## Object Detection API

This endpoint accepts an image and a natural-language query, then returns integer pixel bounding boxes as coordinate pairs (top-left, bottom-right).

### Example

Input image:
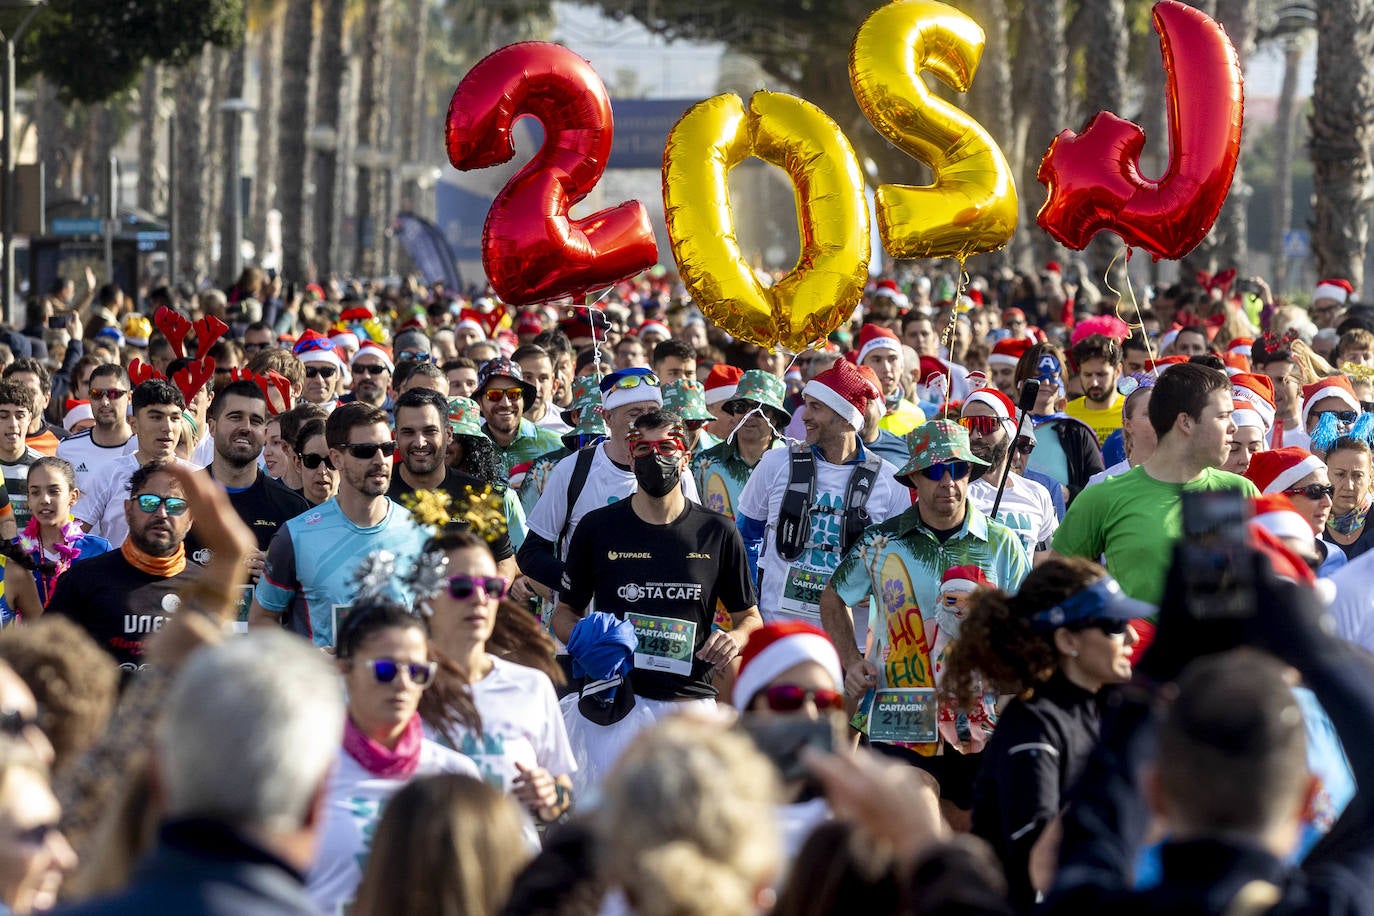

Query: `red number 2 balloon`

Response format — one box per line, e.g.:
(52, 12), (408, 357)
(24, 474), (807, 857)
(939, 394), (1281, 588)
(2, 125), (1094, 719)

(1036, 0), (1243, 260)
(446, 42), (658, 305)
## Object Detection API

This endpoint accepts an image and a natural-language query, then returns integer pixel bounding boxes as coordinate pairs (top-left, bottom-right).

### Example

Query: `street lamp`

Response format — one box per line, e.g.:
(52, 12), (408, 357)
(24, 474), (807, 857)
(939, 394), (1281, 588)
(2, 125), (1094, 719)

(0, 0), (43, 326)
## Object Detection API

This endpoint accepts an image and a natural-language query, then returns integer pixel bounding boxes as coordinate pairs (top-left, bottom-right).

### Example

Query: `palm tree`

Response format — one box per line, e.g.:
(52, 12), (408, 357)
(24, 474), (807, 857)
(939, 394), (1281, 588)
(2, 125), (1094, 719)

(959, 0), (1016, 273)
(1013, 0), (1067, 268)
(313, 0), (346, 278)
(278, 0), (315, 281)
(174, 46), (216, 283)
(1310, 0), (1374, 290)
(251, 8), (284, 263)
(1270, 26), (1309, 292)
(1072, 0), (1128, 282)
(137, 64), (164, 217)
(352, 0), (394, 277)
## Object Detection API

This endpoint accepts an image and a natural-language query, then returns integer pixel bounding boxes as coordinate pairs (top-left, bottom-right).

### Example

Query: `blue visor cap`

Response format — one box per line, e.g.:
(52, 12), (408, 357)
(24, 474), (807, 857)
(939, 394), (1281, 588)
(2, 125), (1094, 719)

(1027, 576), (1156, 631)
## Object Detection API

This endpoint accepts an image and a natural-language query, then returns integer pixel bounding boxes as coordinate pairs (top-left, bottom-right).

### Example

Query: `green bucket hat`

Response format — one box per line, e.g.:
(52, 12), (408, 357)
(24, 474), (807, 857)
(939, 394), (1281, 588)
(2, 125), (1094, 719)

(894, 419), (988, 485)
(662, 378), (714, 423)
(562, 404), (608, 448)
(560, 374), (603, 425)
(448, 396), (486, 438)
(722, 369), (790, 428)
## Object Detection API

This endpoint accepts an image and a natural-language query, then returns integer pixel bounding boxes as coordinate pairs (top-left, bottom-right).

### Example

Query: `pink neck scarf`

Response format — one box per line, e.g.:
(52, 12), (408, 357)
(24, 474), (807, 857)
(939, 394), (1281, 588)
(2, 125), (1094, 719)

(342, 712), (423, 779)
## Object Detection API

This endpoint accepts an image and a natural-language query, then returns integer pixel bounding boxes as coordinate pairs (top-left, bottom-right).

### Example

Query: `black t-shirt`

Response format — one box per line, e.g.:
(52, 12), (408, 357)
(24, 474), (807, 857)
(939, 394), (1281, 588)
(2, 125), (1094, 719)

(47, 549), (202, 676)
(185, 470), (312, 565)
(387, 468), (515, 562)
(559, 498), (757, 701)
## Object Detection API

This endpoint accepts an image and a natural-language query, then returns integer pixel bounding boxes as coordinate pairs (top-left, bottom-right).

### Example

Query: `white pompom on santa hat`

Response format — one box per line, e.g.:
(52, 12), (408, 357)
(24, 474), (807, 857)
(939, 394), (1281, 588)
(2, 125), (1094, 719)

(1243, 446), (1326, 495)
(732, 621), (843, 710)
(802, 359), (881, 431)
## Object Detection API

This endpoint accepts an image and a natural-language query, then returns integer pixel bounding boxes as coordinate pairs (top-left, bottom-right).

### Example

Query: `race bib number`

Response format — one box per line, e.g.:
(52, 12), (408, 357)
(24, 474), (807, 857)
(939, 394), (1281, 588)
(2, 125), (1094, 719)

(628, 613), (696, 676)
(778, 563), (828, 620)
(231, 586), (253, 634)
(866, 688), (938, 744)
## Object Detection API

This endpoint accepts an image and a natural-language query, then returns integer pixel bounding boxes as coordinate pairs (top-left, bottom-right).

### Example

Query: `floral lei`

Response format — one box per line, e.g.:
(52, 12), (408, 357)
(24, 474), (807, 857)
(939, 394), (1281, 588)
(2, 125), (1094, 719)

(18, 516), (84, 577)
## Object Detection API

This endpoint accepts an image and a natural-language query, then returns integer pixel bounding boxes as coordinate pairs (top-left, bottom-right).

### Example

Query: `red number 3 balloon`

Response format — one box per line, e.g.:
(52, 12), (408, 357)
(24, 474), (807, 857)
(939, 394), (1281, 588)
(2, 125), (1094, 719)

(1036, 0), (1243, 260)
(446, 42), (658, 305)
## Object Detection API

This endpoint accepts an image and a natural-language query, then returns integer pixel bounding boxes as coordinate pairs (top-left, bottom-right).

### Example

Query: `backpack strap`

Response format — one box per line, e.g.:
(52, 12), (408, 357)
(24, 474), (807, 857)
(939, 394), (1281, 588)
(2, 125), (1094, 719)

(839, 452), (883, 554)
(556, 445), (599, 559)
(774, 446), (816, 562)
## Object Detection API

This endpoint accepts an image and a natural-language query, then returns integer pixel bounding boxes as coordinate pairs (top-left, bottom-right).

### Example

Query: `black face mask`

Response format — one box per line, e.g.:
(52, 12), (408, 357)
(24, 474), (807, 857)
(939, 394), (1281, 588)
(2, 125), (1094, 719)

(633, 452), (681, 498)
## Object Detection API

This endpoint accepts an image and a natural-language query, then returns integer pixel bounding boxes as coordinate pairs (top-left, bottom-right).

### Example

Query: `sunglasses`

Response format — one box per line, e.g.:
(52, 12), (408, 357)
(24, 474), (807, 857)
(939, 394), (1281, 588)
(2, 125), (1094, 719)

(0, 709), (38, 737)
(242, 341), (271, 353)
(483, 387), (524, 403)
(305, 365), (337, 379)
(446, 574), (508, 601)
(134, 494), (190, 517)
(611, 372), (660, 390)
(397, 350), (431, 363)
(630, 437), (685, 459)
(761, 685), (845, 713)
(366, 658), (438, 688)
(959, 415), (1005, 436)
(918, 461), (971, 482)
(1285, 483), (1335, 500)
(1076, 618), (1132, 637)
(1317, 410), (1359, 425)
(299, 452), (334, 470)
(334, 441), (397, 460)
(354, 363), (390, 376)
(89, 388), (127, 401)
(1013, 436), (1035, 455)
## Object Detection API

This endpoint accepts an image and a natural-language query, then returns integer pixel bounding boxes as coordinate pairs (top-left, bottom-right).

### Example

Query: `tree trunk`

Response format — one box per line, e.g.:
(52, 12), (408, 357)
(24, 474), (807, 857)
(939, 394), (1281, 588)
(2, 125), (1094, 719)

(278, 0), (315, 282)
(137, 64), (164, 215)
(174, 46), (216, 284)
(218, 18), (249, 285)
(960, 0), (1016, 275)
(395, 0), (428, 215)
(1073, 0), (1128, 286)
(1271, 35), (1305, 294)
(313, 0), (345, 279)
(352, 0), (394, 278)
(1311, 0), (1374, 291)
(251, 11), (283, 266)
(1012, 0), (1067, 269)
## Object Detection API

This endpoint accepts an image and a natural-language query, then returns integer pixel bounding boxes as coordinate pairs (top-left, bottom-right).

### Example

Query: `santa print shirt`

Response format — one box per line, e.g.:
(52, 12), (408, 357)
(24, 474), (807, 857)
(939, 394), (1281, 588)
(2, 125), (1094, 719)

(46, 549), (200, 674)
(559, 498), (757, 701)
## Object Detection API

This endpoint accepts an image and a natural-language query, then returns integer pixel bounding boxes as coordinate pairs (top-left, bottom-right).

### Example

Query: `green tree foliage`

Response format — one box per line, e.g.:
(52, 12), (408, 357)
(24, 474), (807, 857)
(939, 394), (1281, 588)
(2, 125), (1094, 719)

(15, 0), (244, 105)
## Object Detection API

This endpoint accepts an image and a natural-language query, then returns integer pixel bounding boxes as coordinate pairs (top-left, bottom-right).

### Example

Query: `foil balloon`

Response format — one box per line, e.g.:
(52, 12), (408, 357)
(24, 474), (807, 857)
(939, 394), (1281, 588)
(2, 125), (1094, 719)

(1036, 0), (1243, 260)
(663, 91), (869, 352)
(849, 0), (1018, 261)
(446, 42), (658, 305)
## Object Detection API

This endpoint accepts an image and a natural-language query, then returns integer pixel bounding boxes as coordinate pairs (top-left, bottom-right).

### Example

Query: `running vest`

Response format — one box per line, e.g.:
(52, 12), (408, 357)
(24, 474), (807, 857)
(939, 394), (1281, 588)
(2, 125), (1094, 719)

(775, 446), (882, 562)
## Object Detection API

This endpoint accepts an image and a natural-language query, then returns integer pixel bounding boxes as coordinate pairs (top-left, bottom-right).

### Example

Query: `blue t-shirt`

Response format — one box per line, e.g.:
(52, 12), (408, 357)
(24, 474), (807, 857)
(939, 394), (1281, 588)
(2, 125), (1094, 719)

(255, 499), (428, 646)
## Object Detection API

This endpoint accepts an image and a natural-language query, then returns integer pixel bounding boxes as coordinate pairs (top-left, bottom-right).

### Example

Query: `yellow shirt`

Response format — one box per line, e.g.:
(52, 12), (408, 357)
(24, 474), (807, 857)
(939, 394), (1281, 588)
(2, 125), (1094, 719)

(1064, 394), (1122, 445)
(878, 398), (926, 437)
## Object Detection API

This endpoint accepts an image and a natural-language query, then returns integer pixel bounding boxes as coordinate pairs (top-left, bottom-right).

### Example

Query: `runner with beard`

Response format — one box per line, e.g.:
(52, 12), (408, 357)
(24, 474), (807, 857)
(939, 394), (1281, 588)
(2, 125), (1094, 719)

(56, 363), (138, 493)
(960, 388), (1057, 558)
(340, 342), (396, 423)
(387, 387), (520, 577)
(1064, 335), (1125, 445)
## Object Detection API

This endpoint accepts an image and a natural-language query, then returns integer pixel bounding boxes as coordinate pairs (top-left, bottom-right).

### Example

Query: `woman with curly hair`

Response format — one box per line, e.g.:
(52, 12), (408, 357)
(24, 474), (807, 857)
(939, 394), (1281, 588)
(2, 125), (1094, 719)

(940, 556), (1143, 910)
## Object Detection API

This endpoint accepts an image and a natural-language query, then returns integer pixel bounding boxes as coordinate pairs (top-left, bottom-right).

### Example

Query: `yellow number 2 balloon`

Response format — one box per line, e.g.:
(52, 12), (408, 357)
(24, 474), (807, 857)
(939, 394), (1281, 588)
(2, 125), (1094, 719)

(662, 90), (870, 352)
(850, 0), (1018, 261)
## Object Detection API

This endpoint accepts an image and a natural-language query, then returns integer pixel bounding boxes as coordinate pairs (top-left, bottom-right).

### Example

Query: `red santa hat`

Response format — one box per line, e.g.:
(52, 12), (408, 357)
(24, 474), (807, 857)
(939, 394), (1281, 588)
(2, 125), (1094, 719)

(1043, 261), (1062, 275)
(1228, 337), (1254, 359)
(856, 323), (903, 365)
(350, 341), (395, 372)
(803, 359), (881, 431)
(454, 316), (485, 339)
(1232, 399), (1265, 431)
(516, 312), (544, 336)
(988, 337), (1032, 368)
(1232, 373), (1276, 431)
(1244, 446), (1326, 495)
(703, 364), (744, 406)
(1250, 493), (1313, 542)
(1222, 353), (1250, 376)
(1300, 375), (1361, 427)
(292, 329), (344, 370)
(329, 328), (360, 352)
(732, 622), (843, 710)
(961, 387), (1016, 421)
(940, 565), (992, 595)
(1313, 278), (1354, 304)
(636, 319), (671, 341)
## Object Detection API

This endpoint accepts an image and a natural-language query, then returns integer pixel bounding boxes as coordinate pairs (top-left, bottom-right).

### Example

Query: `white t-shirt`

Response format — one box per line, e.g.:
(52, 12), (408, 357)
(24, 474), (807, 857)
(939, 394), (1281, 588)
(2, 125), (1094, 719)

(307, 741), (478, 914)
(533, 408), (572, 435)
(191, 433), (215, 467)
(967, 474), (1057, 554)
(427, 656), (578, 848)
(526, 443), (699, 555)
(56, 430), (139, 493)
(736, 446), (909, 625)
(73, 453), (201, 545)
(1328, 550), (1374, 655)
(1085, 458), (1132, 489)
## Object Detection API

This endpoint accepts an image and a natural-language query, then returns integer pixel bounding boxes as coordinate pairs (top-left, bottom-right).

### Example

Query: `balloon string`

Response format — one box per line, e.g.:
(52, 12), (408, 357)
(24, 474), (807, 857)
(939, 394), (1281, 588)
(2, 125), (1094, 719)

(726, 347), (808, 450)
(1104, 245), (1157, 368)
(940, 262), (970, 352)
(575, 285), (617, 374)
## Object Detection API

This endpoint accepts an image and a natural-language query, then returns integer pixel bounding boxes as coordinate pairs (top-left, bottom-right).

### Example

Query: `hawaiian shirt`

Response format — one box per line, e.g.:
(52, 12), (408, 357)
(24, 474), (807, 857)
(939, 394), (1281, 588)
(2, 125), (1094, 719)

(518, 446), (572, 515)
(691, 438), (778, 520)
(830, 501), (1030, 753)
(487, 419), (564, 481)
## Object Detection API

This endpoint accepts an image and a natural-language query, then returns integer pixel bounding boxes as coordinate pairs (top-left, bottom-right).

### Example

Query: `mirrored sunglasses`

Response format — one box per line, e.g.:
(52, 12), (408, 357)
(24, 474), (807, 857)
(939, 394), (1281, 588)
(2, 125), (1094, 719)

(367, 659), (437, 688)
(134, 494), (190, 516)
(611, 372), (660, 390)
(918, 461), (970, 482)
(1284, 483), (1335, 500)
(761, 685), (844, 713)
(483, 387), (524, 403)
(446, 575), (508, 601)
(959, 415), (1005, 436)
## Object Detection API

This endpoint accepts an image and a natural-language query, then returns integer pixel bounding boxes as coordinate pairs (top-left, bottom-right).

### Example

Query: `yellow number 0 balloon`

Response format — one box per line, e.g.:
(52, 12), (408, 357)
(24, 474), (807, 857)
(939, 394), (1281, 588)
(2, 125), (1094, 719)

(850, 0), (1018, 260)
(662, 91), (870, 352)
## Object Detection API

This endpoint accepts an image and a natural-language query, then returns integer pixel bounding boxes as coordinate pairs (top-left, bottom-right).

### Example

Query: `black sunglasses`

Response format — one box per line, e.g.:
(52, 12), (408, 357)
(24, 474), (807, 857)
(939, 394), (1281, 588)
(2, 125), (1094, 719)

(305, 365), (337, 379)
(1317, 410), (1359, 425)
(1013, 436), (1035, 455)
(333, 441), (397, 460)
(1075, 618), (1132, 637)
(446, 574), (508, 601)
(299, 452), (334, 470)
(1284, 483), (1335, 500)
(354, 364), (390, 376)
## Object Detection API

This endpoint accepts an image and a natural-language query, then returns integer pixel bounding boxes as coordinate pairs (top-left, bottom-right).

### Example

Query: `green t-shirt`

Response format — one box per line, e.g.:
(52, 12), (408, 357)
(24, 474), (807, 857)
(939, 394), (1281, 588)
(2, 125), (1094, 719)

(1064, 394), (1122, 445)
(1051, 465), (1259, 606)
